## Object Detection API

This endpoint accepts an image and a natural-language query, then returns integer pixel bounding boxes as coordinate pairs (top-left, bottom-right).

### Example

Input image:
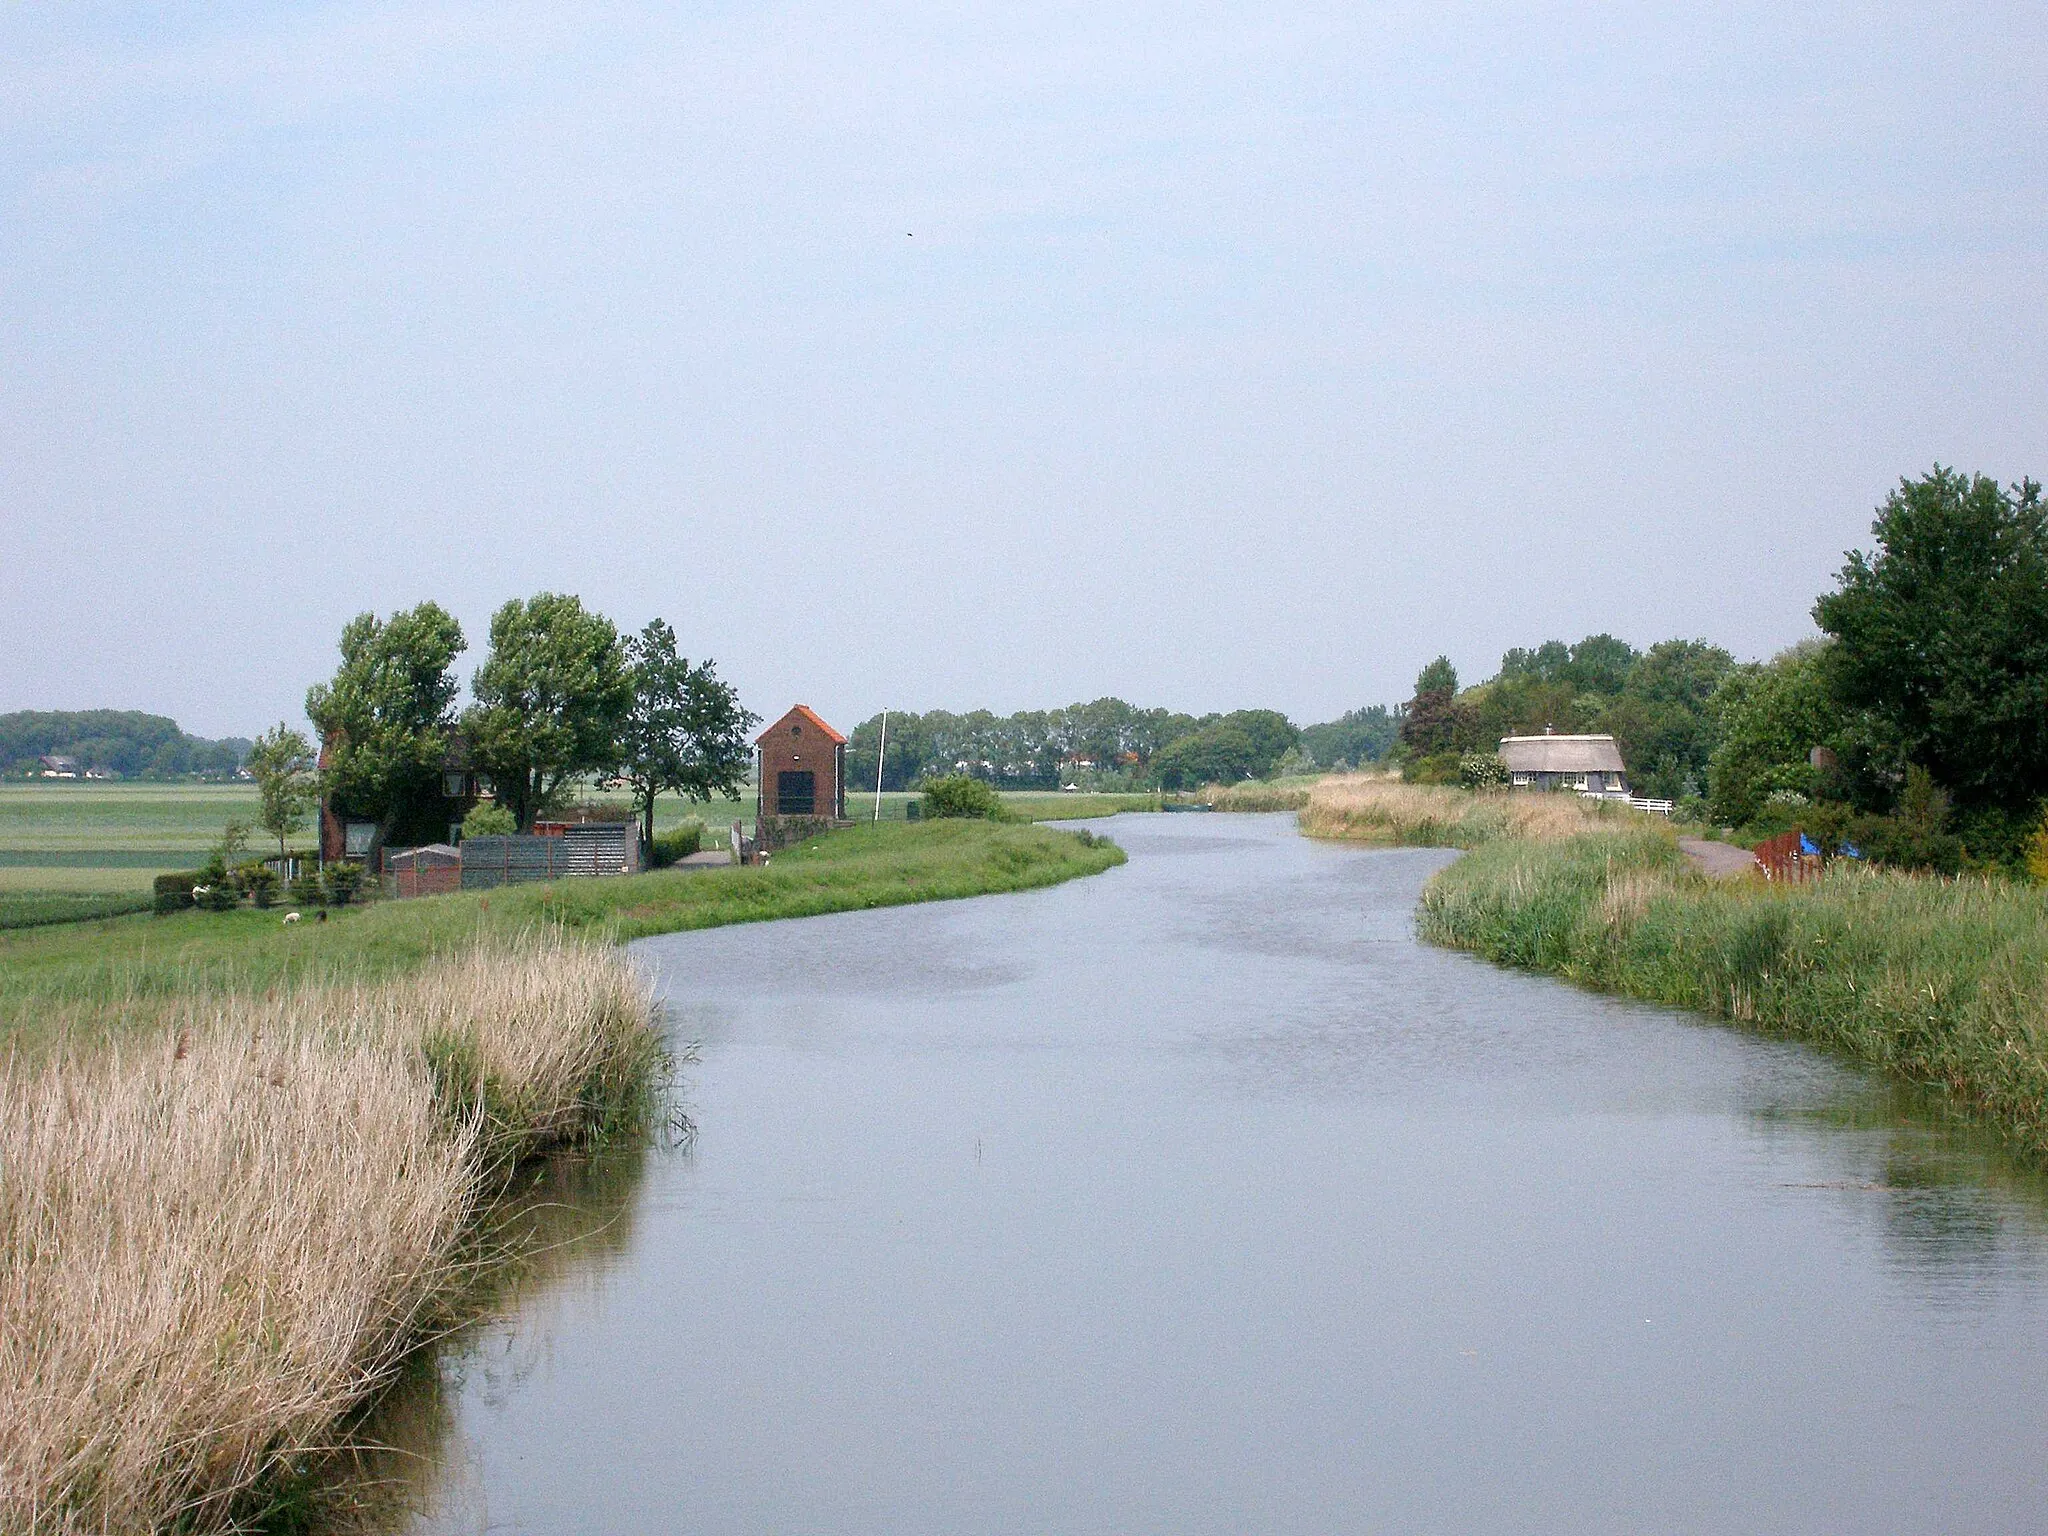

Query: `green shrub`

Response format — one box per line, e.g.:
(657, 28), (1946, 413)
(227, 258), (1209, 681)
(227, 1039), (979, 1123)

(462, 803), (517, 838)
(323, 863), (364, 906)
(288, 871), (325, 907)
(1403, 752), (1461, 785)
(152, 872), (200, 915)
(196, 879), (240, 912)
(1458, 752), (1508, 789)
(242, 865), (282, 909)
(921, 775), (1001, 819)
(650, 820), (705, 868)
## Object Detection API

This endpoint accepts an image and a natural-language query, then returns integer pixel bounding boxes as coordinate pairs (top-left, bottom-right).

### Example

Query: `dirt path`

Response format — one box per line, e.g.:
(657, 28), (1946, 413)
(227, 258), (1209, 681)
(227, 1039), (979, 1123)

(1680, 836), (1758, 879)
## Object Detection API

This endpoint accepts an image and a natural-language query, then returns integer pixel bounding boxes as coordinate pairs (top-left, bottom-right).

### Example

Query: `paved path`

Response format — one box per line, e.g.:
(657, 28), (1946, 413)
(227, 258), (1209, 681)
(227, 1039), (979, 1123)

(1680, 836), (1759, 879)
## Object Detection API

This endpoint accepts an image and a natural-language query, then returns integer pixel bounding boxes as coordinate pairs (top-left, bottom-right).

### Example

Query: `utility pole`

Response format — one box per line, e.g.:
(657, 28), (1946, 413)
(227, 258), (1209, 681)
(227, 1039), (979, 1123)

(873, 710), (889, 824)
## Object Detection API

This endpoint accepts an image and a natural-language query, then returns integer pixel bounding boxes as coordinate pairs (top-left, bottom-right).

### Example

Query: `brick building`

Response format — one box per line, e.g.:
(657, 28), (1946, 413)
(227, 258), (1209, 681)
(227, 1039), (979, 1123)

(755, 705), (848, 849)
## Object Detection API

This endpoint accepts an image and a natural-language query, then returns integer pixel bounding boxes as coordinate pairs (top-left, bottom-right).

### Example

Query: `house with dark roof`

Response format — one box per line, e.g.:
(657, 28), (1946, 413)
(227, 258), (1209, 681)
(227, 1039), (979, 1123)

(1498, 732), (1629, 795)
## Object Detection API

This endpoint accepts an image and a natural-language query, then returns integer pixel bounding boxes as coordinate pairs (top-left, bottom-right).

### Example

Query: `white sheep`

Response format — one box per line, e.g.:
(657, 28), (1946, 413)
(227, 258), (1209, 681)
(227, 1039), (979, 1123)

(282, 911), (301, 924)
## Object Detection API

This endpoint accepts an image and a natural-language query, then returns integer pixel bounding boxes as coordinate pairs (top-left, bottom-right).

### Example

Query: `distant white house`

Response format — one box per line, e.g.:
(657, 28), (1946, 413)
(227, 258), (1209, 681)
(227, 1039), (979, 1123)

(1498, 732), (1629, 794)
(38, 754), (79, 779)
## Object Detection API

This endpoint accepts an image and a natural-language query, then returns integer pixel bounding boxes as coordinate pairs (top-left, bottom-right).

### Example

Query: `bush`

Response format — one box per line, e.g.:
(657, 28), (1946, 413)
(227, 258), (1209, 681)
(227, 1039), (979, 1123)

(1458, 752), (1508, 790)
(288, 871), (325, 908)
(1403, 752), (1461, 786)
(242, 865), (281, 909)
(323, 863), (364, 907)
(921, 775), (1001, 819)
(153, 872), (200, 915)
(461, 803), (517, 839)
(195, 880), (239, 912)
(650, 820), (705, 868)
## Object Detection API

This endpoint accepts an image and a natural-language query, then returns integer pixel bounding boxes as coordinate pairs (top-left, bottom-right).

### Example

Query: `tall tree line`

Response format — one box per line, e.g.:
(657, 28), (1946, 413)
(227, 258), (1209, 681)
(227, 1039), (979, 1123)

(306, 595), (756, 849)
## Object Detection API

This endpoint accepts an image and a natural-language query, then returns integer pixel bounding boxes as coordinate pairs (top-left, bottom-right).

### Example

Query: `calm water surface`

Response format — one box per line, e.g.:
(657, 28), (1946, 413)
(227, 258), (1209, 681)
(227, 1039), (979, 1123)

(394, 815), (2048, 1534)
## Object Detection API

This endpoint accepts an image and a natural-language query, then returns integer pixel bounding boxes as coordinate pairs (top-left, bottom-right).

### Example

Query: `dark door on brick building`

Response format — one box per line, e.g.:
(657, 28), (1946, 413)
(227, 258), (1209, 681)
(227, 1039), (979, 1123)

(776, 770), (816, 815)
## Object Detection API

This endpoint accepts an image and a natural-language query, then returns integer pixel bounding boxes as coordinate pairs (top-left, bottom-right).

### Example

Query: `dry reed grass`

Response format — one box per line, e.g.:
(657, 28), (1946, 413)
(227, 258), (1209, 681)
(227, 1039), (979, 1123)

(1299, 775), (1628, 846)
(0, 940), (659, 1534)
(1200, 776), (1324, 812)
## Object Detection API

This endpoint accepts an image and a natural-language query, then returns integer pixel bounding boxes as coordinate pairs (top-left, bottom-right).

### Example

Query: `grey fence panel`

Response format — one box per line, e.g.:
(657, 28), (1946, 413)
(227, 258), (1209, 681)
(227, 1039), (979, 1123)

(459, 835), (564, 890)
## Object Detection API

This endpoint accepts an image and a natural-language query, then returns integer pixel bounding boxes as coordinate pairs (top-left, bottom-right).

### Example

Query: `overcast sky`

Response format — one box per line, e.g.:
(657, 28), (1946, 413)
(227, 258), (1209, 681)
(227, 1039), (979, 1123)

(3, 2), (2043, 737)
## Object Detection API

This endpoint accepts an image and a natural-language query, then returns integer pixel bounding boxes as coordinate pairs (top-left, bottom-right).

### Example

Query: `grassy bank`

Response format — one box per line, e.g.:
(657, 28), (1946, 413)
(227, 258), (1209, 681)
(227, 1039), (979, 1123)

(1, 942), (661, 1534)
(0, 819), (1123, 1051)
(1304, 778), (2048, 1163)
(1298, 774), (1627, 844)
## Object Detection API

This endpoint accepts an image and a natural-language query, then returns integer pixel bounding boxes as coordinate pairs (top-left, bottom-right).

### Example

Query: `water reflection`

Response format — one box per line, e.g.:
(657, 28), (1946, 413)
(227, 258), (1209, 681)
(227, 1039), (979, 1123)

(305, 1140), (655, 1532)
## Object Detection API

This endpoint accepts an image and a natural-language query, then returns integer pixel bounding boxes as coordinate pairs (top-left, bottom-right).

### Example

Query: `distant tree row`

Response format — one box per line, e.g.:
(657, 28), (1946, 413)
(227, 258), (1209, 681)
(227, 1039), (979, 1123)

(305, 595), (756, 850)
(0, 711), (250, 779)
(843, 699), (1389, 793)
(1395, 467), (2048, 872)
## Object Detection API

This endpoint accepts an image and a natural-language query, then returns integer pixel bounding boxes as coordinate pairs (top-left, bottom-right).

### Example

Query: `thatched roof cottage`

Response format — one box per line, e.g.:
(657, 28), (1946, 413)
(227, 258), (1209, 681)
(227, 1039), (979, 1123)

(1498, 732), (1629, 794)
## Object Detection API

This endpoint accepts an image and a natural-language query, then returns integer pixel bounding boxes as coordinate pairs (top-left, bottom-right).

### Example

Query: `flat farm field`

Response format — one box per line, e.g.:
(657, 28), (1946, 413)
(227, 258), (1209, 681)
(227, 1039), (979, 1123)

(0, 783), (278, 893)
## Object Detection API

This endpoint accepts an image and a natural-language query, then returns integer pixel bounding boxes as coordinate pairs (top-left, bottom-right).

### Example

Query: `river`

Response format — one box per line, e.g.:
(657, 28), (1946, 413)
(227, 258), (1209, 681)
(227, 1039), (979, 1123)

(385, 813), (2048, 1533)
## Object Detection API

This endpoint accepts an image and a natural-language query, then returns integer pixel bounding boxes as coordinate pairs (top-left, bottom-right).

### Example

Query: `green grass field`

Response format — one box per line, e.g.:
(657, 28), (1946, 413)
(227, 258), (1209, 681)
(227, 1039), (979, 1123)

(0, 781), (1156, 910)
(0, 818), (1125, 1050)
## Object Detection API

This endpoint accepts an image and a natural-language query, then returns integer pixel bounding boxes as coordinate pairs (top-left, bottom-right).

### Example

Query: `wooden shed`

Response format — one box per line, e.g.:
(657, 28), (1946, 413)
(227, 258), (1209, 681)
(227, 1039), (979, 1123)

(755, 706), (848, 846)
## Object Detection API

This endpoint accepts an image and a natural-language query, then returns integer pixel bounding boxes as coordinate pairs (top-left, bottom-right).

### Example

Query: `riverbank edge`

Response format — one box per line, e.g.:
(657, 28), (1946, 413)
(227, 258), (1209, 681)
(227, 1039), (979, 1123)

(0, 820), (1126, 1050)
(1298, 778), (2048, 1165)
(6, 943), (665, 1533)
(5, 821), (1125, 1530)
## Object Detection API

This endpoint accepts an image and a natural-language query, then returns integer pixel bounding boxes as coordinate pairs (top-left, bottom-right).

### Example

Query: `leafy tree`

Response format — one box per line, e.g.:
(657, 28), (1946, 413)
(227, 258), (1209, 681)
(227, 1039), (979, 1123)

(1146, 710), (1299, 788)
(1400, 657), (1464, 760)
(465, 594), (633, 832)
(244, 723), (315, 858)
(615, 618), (759, 851)
(1150, 724), (1260, 789)
(305, 602), (467, 847)
(1705, 643), (1840, 826)
(1815, 467), (2048, 842)
(461, 803), (517, 838)
(1299, 705), (1400, 768)
(1561, 634), (1639, 695)
(1606, 639), (1737, 800)
(1415, 656), (1459, 696)
(1218, 710), (1299, 776)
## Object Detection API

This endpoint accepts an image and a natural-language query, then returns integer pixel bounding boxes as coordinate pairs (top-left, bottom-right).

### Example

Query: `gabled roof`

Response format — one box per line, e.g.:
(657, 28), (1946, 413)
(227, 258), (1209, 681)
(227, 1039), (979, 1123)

(756, 704), (846, 745)
(1498, 734), (1627, 773)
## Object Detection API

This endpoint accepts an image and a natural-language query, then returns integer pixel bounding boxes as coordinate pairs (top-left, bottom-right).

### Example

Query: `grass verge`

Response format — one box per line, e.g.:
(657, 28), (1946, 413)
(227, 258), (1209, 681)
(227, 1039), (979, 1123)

(0, 889), (154, 930)
(0, 819), (1124, 1052)
(1304, 778), (2048, 1164)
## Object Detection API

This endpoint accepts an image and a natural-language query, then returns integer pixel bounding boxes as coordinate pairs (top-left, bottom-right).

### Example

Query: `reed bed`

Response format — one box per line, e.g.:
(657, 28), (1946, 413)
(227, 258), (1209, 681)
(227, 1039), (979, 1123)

(0, 941), (660, 1534)
(1200, 776), (1324, 812)
(1299, 775), (1627, 846)
(1418, 824), (2048, 1162)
